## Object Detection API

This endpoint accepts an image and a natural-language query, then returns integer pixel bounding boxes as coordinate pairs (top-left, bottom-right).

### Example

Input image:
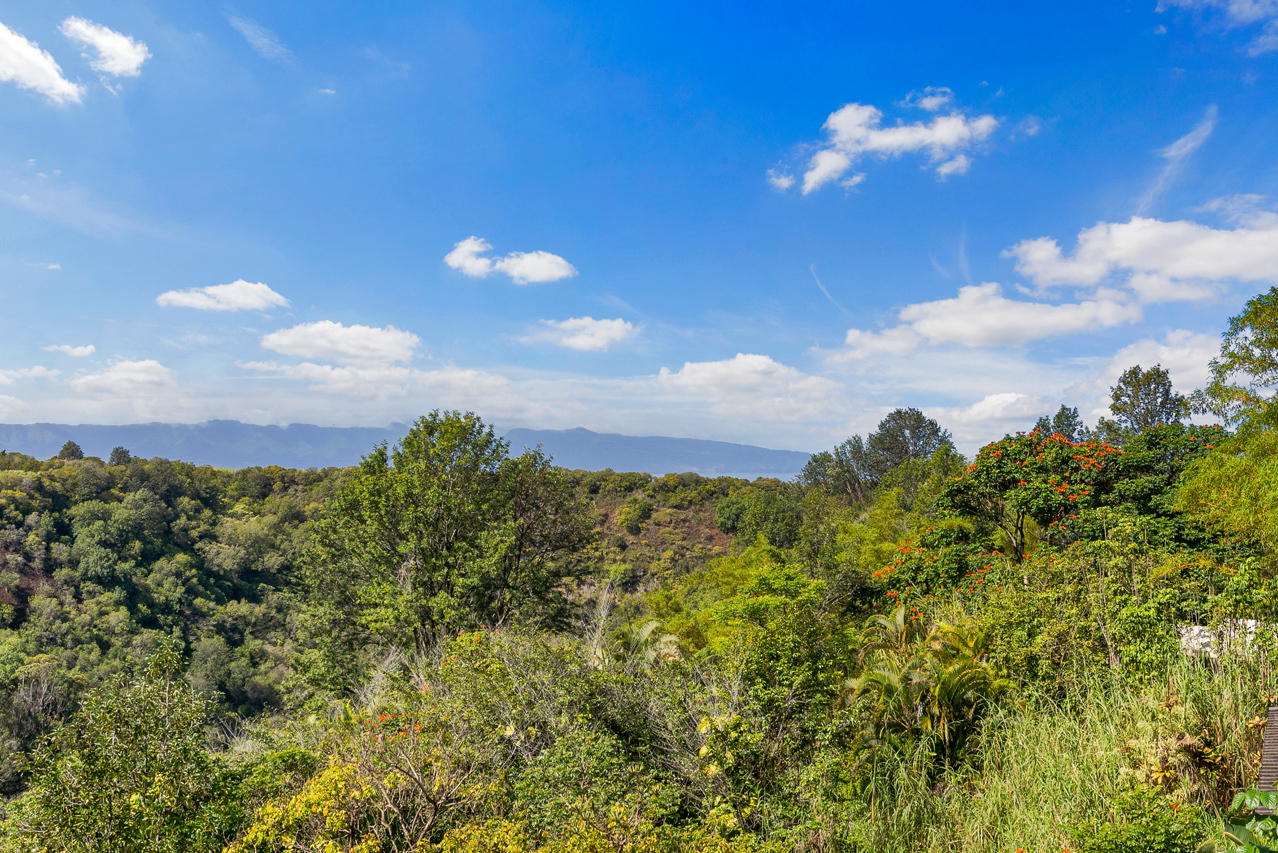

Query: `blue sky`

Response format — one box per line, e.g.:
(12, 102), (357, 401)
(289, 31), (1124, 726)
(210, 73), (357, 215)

(1, 0), (1277, 452)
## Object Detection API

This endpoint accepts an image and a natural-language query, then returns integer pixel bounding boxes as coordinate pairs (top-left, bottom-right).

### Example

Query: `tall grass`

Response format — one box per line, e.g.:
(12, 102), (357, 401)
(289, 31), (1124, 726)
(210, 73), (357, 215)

(814, 654), (1273, 852)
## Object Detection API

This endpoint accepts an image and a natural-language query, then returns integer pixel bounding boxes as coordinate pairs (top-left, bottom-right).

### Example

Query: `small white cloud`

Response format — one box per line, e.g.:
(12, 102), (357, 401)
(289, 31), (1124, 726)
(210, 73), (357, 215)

(766, 169), (795, 191)
(936, 154), (972, 178)
(0, 21), (84, 105)
(69, 359), (174, 396)
(494, 251), (577, 285)
(260, 320), (420, 365)
(1018, 116), (1043, 136)
(659, 353), (846, 422)
(0, 394), (26, 416)
(840, 326), (924, 358)
(795, 96), (999, 193)
(156, 279), (290, 312)
(319, 87), (335, 95)
(0, 365), (58, 385)
(444, 236), (578, 285)
(30, 261), (60, 270)
(930, 391), (1045, 426)
(904, 86), (955, 112)
(43, 344), (95, 357)
(1198, 193), (1277, 227)
(226, 16), (295, 64)
(1155, 23), (1169, 34)
(59, 17), (150, 78)
(521, 317), (639, 351)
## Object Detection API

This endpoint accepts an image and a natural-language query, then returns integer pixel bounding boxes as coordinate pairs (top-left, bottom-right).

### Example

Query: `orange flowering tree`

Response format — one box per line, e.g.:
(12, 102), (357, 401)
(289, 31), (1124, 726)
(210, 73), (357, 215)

(871, 424), (1230, 614)
(935, 431), (1122, 561)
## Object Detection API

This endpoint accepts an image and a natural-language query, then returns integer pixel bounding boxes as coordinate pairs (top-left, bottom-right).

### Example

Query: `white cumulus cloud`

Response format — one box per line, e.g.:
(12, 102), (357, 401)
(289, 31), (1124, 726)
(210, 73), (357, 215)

(836, 282), (1142, 355)
(0, 366), (58, 385)
(260, 321), (420, 365)
(156, 280), (290, 312)
(444, 236), (578, 284)
(1005, 212), (1278, 299)
(59, 17), (150, 78)
(929, 392), (1046, 427)
(659, 353), (846, 422)
(42, 344), (95, 357)
(0, 21), (84, 105)
(521, 317), (639, 351)
(790, 95), (998, 193)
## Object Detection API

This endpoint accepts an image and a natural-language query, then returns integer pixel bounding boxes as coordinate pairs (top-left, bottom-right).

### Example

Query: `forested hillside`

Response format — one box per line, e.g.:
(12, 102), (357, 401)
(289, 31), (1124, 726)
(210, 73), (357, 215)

(3, 291), (1278, 852)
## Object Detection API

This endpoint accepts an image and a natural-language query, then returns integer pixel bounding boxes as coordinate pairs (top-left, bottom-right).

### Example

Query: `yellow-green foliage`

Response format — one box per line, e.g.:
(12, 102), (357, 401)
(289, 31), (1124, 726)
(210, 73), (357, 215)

(226, 762), (378, 853)
(1177, 428), (1278, 553)
(432, 814), (788, 853)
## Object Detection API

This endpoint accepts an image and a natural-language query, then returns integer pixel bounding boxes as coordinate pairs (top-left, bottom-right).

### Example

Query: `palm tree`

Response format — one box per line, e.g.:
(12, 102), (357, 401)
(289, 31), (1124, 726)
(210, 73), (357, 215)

(846, 608), (1014, 766)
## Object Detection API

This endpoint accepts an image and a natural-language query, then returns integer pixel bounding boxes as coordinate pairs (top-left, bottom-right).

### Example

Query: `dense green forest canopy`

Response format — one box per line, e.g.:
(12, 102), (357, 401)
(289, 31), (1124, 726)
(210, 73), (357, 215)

(5, 291), (1278, 851)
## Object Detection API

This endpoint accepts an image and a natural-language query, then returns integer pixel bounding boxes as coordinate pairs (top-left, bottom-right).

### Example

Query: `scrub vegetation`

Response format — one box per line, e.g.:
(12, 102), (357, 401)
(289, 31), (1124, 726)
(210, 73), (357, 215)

(6, 290), (1278, 851)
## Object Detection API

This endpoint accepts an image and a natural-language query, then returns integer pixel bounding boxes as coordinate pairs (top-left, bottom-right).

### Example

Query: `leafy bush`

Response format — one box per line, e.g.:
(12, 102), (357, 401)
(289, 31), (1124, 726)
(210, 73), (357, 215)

(1071, 785), (1206, 853)
(618, 496), (655, 535)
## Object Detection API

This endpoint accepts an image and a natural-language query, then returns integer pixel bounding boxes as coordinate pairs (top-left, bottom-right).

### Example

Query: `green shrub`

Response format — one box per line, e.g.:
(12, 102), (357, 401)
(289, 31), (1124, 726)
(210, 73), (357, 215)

(618, 496), (655, 535)
(1072, 785), (1206, 853)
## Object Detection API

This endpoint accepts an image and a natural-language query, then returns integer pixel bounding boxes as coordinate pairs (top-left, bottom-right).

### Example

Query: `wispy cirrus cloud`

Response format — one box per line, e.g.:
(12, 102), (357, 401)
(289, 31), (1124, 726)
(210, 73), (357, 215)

(444, 236), (578, 284)
(1139, 105), (1217, 212)
(1158, 0), (1278, 54)
(226, 15), (295, 65)
(0, 21), (84, 105)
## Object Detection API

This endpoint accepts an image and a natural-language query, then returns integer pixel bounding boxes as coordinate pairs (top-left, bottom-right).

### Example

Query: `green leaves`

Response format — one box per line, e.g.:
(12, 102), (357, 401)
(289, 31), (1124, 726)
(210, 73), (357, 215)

(1, 646), (242, 852)
(300, 411), (596, 692)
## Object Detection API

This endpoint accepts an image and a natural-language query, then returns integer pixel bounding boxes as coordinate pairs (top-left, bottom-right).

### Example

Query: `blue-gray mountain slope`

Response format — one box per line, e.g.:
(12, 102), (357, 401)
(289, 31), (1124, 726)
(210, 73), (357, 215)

(504, 427), (809, 477)
(0, 422), (810, 476)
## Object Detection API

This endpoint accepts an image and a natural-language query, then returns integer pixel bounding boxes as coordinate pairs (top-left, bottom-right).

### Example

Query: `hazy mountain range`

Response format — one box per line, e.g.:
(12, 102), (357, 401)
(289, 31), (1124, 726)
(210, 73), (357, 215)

(0, 422), (810, 478)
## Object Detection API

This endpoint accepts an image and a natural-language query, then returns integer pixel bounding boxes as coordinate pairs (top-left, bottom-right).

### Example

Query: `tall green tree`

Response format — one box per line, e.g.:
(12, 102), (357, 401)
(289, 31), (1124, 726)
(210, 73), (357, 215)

(300, 411), (596, 690)
(1194, 285), (1278, 424)
(800, 408), (953, 504)
(1034, 405), (1083, 441)
(1095, 364), (1188, 443)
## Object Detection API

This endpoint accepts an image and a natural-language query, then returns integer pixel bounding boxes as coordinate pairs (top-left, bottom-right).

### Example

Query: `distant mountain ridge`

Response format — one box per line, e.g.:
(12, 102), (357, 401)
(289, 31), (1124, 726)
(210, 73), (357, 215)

(0, 421), (810, 477)
(0, 421), (408, 470)
(505, 427), (810, 477)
